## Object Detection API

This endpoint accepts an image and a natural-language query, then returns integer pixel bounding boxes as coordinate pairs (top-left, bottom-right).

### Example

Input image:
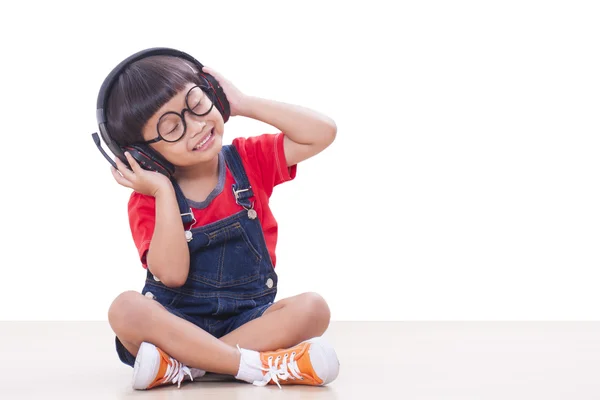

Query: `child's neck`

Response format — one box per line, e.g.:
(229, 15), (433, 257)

(174, 156), (219, 181)
(174, 157), (219, 201)
(173, 156), (220, 203)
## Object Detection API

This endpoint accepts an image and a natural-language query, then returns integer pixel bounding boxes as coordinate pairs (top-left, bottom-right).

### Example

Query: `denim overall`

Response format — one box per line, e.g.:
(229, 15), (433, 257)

(116, 145), (278, 366)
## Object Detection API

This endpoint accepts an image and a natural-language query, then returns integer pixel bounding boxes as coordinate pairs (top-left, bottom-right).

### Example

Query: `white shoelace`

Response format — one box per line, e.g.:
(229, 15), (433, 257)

(161, 358), (194, 388)
(253, 351), (304, 389)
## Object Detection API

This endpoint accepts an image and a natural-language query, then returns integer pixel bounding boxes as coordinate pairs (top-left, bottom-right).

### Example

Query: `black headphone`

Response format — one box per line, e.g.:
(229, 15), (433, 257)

(91, 47), (230, 178)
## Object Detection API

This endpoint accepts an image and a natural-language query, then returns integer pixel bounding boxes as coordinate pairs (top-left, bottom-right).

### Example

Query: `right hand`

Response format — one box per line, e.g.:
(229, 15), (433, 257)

(111, 152), (172, 197)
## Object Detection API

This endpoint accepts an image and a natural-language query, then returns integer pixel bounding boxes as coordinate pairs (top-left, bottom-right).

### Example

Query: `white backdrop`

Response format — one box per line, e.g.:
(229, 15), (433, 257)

(0, 0), (598, 321)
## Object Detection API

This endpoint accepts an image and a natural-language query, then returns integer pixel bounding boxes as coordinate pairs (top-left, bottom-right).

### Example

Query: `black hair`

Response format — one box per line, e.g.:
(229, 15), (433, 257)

(106, 55), (201, 146)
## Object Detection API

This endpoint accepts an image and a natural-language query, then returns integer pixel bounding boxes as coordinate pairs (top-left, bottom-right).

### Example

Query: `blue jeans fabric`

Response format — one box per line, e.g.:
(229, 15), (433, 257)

(115, 145), (278, 367)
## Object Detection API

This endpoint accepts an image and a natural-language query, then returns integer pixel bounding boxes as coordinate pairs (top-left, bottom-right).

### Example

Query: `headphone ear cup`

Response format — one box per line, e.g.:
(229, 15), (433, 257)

(199, 73), (231, 123)
(123, 144), (175, 177)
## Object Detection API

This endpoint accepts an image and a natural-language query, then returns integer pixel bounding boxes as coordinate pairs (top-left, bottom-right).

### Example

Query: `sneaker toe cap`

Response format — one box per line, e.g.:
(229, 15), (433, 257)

(307, 338), (340, 385)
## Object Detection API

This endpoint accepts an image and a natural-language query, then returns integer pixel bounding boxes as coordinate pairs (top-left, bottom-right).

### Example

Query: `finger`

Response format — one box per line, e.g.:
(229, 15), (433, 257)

(111, 166), (133, 188)
(114, 156), (135, 180)
(203, 66), (222, 79)
(124, 152), (143, 173)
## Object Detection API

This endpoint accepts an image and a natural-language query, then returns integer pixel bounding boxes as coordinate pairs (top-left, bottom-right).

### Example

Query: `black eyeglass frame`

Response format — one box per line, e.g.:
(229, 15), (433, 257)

(140, 84), (214, 145)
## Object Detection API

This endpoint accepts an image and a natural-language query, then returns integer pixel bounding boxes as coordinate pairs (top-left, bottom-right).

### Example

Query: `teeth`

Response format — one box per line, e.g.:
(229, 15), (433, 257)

(194, 131), (212, 150)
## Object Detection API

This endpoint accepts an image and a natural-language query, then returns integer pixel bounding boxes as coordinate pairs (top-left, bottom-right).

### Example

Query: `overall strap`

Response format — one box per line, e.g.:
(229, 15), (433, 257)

(221, 145), (254, 210)
(170, 178), (195, 226)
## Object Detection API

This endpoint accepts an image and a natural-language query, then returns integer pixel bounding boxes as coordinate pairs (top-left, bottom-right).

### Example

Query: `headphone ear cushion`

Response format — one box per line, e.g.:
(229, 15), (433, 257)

(199, 72), (231, 123)
(122, 144), (175, 177)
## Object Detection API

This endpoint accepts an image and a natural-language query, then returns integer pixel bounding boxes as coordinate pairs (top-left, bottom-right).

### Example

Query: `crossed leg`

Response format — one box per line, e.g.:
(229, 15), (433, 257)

(109, 291), (331, 375)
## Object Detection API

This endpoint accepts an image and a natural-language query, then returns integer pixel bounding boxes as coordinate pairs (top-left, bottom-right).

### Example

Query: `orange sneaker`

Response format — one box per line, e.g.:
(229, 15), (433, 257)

(238, 337), (340, 388)
(132, 342), (206, 390)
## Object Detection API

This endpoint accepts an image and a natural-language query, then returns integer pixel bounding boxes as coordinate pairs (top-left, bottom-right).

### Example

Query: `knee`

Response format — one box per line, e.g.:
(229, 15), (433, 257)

(297, 292), (331, 335)
(108, 291), (148, 336)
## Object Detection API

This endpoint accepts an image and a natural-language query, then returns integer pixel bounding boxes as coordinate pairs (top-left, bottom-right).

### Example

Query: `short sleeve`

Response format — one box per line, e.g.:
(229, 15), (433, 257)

(128, 192), (156, 267)
(233, 133), (297, 197)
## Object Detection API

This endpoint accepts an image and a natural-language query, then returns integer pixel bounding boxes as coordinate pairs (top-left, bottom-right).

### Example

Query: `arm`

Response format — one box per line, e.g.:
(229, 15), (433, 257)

(239, 97), (337, 166)
(202, 66), (337, 166)
(113, 153), (189, 288)
(146, 184), (190, 287)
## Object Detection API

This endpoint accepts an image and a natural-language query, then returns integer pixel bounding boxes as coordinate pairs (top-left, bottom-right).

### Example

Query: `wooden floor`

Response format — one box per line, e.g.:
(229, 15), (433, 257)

(2, 321), (599, 399)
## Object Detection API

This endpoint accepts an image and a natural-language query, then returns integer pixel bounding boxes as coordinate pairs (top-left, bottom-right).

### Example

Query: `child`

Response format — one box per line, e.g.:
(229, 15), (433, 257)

(98, 49), (340, 390)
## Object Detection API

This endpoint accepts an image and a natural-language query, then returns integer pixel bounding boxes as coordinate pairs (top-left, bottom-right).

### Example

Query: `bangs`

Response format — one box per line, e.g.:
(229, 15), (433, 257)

(106, 55), (201, 146)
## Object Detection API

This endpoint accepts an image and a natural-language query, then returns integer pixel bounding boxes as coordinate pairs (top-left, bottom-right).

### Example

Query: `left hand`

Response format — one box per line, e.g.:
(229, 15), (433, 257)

(202, 66), (249, 117)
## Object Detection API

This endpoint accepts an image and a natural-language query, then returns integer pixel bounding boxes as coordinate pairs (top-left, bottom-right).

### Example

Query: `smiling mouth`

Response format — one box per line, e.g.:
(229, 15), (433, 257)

(192, 128), (215, 151)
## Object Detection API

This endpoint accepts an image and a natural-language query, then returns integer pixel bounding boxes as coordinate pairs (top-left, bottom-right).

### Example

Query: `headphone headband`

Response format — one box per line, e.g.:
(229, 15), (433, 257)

(96, 47), (208, 124)
(92, 47), (230, 178)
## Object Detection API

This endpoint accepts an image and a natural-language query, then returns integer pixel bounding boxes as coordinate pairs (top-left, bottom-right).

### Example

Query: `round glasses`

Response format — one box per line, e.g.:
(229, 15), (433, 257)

(142, 85), (214, 145)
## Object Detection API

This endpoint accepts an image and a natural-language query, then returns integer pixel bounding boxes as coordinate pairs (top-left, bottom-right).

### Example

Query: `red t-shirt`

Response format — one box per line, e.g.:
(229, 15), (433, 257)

(127, 133), (297, 269)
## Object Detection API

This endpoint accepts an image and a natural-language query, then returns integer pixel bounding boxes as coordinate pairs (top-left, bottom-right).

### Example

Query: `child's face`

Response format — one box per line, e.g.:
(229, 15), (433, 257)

(141, 82), (225, 168)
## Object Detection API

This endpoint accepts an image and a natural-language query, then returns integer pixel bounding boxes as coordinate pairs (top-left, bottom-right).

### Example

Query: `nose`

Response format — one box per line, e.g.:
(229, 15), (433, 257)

(184, 114), (207, 137)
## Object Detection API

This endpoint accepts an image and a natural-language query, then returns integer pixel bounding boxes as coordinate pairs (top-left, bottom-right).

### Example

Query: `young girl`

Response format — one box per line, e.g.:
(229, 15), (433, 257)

(101, 49), (340, 390)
